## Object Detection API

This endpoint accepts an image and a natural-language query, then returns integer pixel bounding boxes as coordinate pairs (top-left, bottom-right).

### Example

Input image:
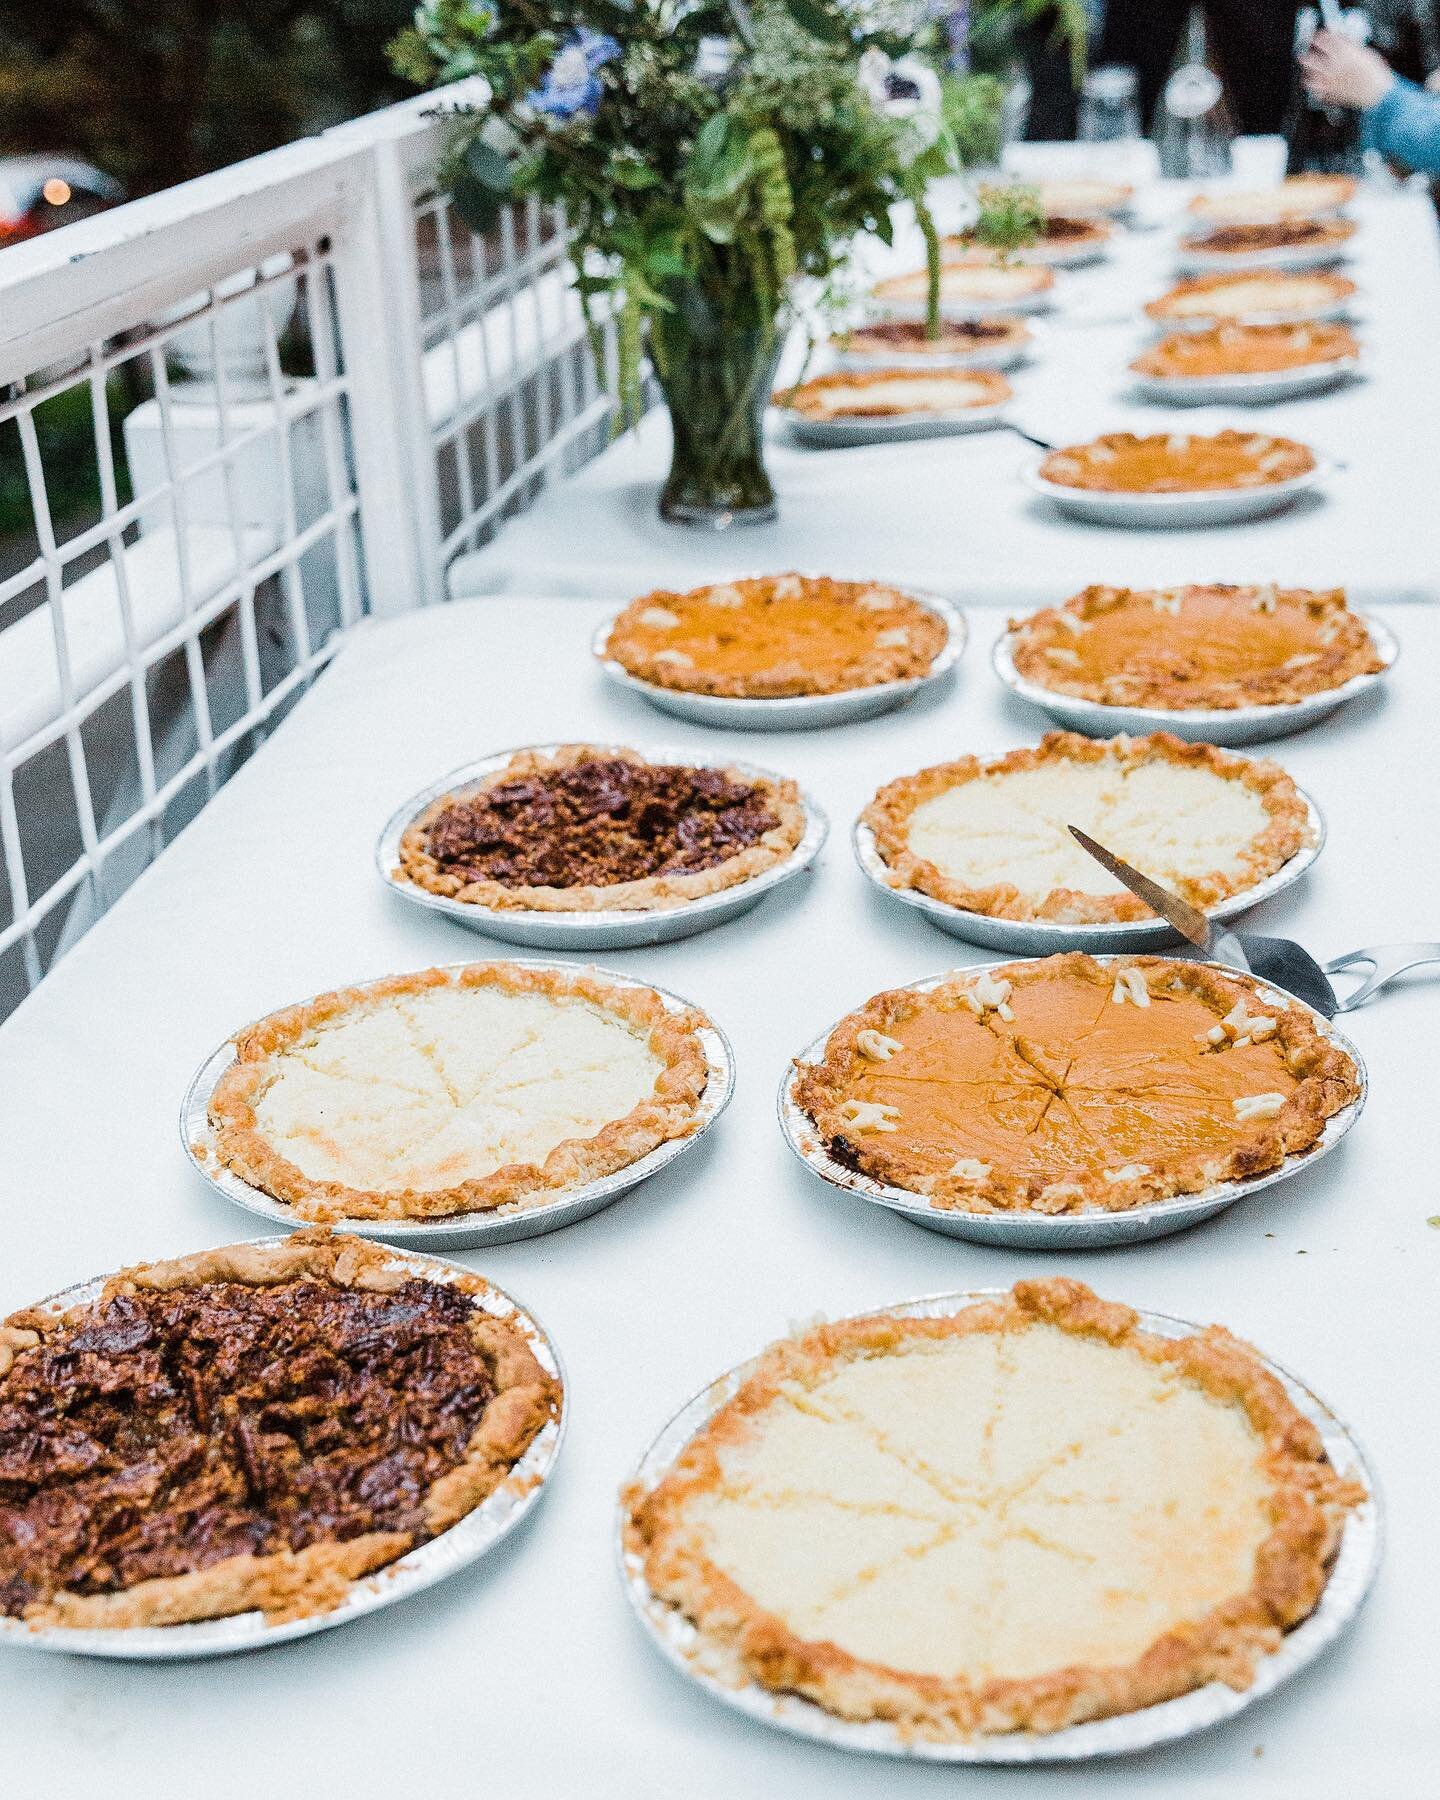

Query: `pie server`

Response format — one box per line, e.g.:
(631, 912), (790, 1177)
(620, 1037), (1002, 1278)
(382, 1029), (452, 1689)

(1067, 825), (1440, 1019)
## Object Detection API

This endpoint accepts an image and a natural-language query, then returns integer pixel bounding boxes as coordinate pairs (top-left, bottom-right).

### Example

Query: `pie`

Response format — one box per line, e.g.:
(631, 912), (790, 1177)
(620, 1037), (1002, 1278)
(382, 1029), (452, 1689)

(1188, 174), (1357, 224)
(1179, 217), (1357, 260)
(781, 367), (1010, 421)
(872, 261), (1053, 311)
(792, 954), (1360, 1213)
(1037, 431), (1315, 494)
(1146, 269), (1355, 326)
(208, 962), (711, 1221)
(1036, 176), (1132, 216)
(397, 745), (806, 913)
(626, 1277), (1364, 1739)
(0, 1230), (560, 1629)
(1009, 583), (1385, 710)
(1131, 322), (1360, 381)
(863, 731), (1311, 923)
(836, 317), (1030, 363)
(602, 572), (950, 699)
(943, 215), (1111, 263)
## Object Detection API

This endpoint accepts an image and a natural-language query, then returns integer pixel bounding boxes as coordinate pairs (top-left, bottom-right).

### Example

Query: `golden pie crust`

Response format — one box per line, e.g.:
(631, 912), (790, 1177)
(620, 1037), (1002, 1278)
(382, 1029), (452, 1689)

(1146, 269), (1356, 325)
(837, 317), (1030, 361)
(864, 732), (1311, 923)
(1038, 431), (1315, 494)
(209, 962), (710, 1221)
(1010, 583), (1385, 710)
(1, 1231), (559, 1630)
(602, 572), (950, 699)
(1179, 217), (1357, 259)
(1188, 175), (1357, 224)
(1036, 177), (1132, 217)
(626, 1278), (1364, 1739)
(781, 366), (1010, 420)
(872, 261), (1053, 308)
(397, 745), (806, 913)
(792, 954), (1360, 1214)
(1131, 322), (1359, 381)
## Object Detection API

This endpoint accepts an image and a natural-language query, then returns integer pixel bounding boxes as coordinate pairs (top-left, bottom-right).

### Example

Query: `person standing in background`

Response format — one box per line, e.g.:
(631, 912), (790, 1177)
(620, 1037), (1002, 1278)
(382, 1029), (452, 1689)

(1096, 0), (1301, 134)
(1302, 26), (1440, 171)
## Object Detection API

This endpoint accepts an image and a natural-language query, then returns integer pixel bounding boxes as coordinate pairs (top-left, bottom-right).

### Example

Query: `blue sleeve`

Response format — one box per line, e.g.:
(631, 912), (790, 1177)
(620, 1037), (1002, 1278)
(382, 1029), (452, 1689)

(1363, 75), (1440, 175)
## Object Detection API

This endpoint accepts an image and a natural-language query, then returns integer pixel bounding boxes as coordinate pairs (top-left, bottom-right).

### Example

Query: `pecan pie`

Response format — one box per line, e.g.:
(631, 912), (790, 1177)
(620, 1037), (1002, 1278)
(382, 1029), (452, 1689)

(208, 962), (711, 1221)
(1010, 583), (1385, 710)
(943, 214), (1111, 263)
(398, 745), (805, 913)
(1146, 269), (1356, 326)
(1188, 174), (1357, 224)
(1037, 431), (1315, 494)
(1179, 217), (1357, 260)
(864, 732), (1311, 923)
(781, 367), (1010, 421)
(792, 954), (1360, 1213)
(872, 261), (1053, 311)
(627, 1278), (1364, 1739)
(836, 316), (1030, 363)
(0, 1231), (559, 1629)
(602, 572), (950, 699)
(1132, 322), (1359, 381)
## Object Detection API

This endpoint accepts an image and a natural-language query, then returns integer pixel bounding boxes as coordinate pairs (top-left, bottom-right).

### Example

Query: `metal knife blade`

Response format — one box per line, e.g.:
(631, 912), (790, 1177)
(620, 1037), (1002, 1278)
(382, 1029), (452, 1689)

(1066, 825), (1252, 970)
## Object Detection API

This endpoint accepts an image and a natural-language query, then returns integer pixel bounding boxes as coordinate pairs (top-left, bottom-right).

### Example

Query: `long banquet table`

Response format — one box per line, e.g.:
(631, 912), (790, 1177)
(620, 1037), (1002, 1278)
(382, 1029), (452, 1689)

(2, 583), (1438, 1796)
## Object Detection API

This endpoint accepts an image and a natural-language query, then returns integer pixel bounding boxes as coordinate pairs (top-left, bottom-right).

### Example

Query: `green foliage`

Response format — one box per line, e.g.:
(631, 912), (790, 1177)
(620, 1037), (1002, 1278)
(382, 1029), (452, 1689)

(942, 71), (1006, 168)
(973, 180), (1044, 253)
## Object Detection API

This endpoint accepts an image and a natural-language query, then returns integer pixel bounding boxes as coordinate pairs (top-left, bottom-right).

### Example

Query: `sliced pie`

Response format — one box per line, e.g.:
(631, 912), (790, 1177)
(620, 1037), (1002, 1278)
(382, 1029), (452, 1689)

(627, 1277), (1364, 1739)
(1146, 269), (1355, 326)
(0, 1230), (560, 1629)
(864, 731), (1311, 923)
(781, 367), (1010, 421)
(602, 572), (950, 699)
(1009, 582), (1385, 710)
(792, 953), (1360, 1213)
(208, 962), (711, 1221)
(872, 261), (1053, 311)
(398, 745), (806, 913)
(836, 316), (1030, 363)
(1179, 216), (1357, 260)
(1188, 174), (1357, 224)
(1038, 431), (1315, 495)
(1132, 321), (1359, 381)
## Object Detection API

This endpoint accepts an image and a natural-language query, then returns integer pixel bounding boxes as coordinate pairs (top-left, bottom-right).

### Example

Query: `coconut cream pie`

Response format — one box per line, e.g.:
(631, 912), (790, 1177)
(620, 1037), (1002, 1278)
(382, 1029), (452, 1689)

(1178, 216), (1357, 262)
(793, 954), (1360, 1213)
(1038, 431), (1314, 495)
(208, 962), (710, 1221)
(398, 745), (806, 913)
(1010, 583), (1385, 710)
(836, 316), (1030, 364)
(1132, 322), (1359, 381)
(0, 1231), (559, 1629)
(1188, 174), (1357, 225)
(864, 733), (1310, 924)
(872, 261), (1053, 311)
(781, 367), (1010, 421)
(627, 1278), (1364, 1739)
(602, 572), (950, 699)
(1146, 269), (1355, 326)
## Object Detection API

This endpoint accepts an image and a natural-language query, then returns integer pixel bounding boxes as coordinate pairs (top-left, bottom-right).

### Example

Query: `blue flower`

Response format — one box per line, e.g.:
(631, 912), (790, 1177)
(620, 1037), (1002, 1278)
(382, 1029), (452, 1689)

(528, 28), (621, 119)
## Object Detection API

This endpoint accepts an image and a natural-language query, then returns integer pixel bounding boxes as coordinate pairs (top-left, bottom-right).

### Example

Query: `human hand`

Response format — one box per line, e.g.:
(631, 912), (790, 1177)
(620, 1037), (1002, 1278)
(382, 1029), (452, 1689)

(1301, 29), (1396, 111)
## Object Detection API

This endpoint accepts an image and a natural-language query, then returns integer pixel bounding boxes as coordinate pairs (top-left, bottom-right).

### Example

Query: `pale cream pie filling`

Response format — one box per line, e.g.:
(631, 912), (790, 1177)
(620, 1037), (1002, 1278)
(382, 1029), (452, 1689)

(799, 373), (1000, 417)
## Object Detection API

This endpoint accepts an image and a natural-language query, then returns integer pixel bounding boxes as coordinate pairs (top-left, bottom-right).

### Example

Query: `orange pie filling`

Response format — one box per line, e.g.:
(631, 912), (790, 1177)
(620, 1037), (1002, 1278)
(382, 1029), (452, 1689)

(1132, 322), (1358, 379)
(1146, 270), (1355, 324)
(602, 573), (949, 698)
(795, 956), (1360, 1213)
(1039, 431), (1314, 494)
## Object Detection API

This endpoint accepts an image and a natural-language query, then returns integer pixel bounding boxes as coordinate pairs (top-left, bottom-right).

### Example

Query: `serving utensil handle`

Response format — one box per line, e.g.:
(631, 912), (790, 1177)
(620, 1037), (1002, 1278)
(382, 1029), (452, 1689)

(1324, 943), (1440, 1012)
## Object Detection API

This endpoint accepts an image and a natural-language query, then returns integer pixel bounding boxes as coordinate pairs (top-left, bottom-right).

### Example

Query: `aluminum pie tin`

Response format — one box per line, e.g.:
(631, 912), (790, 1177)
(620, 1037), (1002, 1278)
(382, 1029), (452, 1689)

(993, 612), (1399, 747)
(1021, 453), (1334, 529)
(778, 957), (1367, 1248)
(851, 782), (1326, 955)
(1174, 240), (1355, 275)
(1148, 297), (1357, 334)
(377, 743), (828, 949)
(181, 958), (735, 1251)
(781, 397), (1009, 449)
(0, 1238), (566, 1661)
(874, 285), (1053, 322)
(593, 584), (968, 732)
(1130, 356), (1362, 408)
(832, 334), (1031, 374)
(620, 1286), (1380, 1761)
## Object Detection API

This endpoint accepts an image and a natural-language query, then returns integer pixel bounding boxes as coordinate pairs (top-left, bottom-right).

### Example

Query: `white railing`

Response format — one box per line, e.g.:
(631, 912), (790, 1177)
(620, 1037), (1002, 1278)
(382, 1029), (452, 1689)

(0, 82), (630, 1018)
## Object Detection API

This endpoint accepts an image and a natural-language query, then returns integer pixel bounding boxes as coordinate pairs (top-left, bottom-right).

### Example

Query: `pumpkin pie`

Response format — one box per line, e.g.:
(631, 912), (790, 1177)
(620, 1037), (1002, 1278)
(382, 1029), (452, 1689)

(872, 261), (1053, 312)
(397, 745), (806, 913)
(792, 954), (1360, 1213)
(1037, 431), (1315, 495)
(1188, 174), (1357, 225)
(626, 1277), (1364, 1739)
(836, 316), (1030, 364)
(208, 962), (711, 1221)
(1009, 583), (1385, 710)
(863, 732), (1311, 924)
(780, 367), (1010, 421)
(601, 572), (950, 699)
(0, 1230), (559, 1629)
(1146, 269), (1356, 326)
(1179, 217), (1357, 261)
(1131, 322), (1359, 381)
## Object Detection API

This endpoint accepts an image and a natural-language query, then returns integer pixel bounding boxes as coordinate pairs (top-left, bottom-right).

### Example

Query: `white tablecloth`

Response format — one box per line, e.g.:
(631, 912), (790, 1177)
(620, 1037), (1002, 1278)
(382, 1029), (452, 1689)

(452, 187), (1440, 608)
(1, 595), (1436, 1797)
